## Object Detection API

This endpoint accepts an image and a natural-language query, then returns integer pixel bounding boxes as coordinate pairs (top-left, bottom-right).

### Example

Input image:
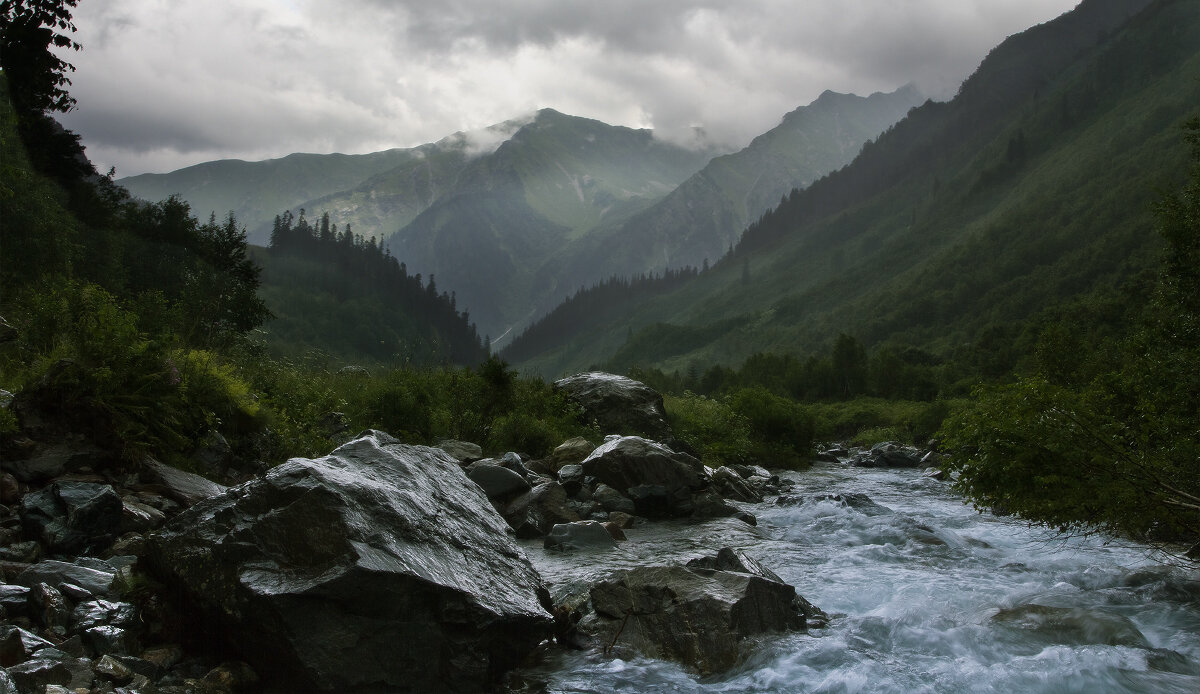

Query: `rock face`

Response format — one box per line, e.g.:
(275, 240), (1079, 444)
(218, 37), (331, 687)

(578, 560), (820, 674)
(581, 437), (704, 495)
(146, 430), (554, 692)
(554, 373), (672, 441)
(19, 482), (124, 555)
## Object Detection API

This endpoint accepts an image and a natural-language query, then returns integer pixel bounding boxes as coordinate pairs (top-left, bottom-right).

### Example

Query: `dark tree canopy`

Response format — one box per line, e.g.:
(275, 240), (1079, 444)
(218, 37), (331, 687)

(0, 0), (81, 115)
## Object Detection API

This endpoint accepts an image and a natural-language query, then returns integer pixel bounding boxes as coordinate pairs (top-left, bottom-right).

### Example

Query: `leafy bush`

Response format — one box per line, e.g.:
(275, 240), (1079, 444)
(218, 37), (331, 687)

(726, 386), (814, 468)
(664, 392), (752, 467)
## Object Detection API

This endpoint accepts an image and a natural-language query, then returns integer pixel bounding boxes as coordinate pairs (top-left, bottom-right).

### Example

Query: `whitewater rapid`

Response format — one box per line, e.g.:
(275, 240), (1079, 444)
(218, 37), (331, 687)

(518, 459), (1200, 693)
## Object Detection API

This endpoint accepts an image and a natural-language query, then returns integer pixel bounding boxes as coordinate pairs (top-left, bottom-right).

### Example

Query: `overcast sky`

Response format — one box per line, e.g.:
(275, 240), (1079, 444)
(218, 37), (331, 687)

(53, 0), (1080, 177)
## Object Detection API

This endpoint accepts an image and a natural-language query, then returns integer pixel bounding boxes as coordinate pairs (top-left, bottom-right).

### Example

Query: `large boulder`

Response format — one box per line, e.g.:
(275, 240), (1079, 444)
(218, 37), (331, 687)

(578, 562), (821, 674)
(581, 437), (705, 496)
(554, 373), (672, 441)
(503, 482), (581, 538)
(146, 431), (554, 692)
(19, 482), (124, 555)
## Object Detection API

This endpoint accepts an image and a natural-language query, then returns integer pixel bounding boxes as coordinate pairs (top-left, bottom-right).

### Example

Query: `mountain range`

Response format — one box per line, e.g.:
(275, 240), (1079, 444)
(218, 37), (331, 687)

(505, 0), (1198, 380)
(118, 87), (923, 344)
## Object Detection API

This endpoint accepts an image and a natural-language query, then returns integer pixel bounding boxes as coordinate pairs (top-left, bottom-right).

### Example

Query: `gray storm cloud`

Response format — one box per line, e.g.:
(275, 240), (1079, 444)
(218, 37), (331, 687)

(54, 0), (1079, 176)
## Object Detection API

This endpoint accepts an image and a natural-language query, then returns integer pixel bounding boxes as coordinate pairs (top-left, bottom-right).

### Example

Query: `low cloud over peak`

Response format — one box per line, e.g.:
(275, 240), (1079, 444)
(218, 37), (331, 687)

(56, 0), (1079, 176)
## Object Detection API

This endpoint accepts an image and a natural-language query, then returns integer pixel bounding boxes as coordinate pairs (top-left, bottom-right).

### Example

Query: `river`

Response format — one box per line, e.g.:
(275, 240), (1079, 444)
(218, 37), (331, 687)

(516, 458), (1200, 693)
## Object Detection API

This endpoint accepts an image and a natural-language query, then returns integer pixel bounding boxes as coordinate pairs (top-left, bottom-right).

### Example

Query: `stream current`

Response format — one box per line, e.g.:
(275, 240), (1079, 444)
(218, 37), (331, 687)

(517, 459), (1200, 693)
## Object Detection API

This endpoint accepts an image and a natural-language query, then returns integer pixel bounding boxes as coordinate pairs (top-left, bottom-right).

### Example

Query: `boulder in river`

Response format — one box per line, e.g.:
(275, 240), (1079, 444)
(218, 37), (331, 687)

(577, 561), (821, 675)
(581, 437), (705, 498)
(146, 430), (554, 692)
(554, 373), (672, 441)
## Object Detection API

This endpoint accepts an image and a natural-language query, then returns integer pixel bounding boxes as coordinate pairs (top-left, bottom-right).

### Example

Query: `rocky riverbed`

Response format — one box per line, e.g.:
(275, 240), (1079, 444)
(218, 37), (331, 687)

(6, 371), (1190, 693)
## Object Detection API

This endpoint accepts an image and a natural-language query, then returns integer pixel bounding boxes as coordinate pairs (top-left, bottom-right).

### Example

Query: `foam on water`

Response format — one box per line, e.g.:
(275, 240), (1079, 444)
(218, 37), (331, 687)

(518, 461), (1200, 693)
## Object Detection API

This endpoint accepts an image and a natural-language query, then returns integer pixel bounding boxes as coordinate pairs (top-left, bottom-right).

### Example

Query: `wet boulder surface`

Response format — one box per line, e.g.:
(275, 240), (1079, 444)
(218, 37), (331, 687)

(146, 430), (554, 693)
(571, 548), (824, 675)
(554, 372), (673, 442)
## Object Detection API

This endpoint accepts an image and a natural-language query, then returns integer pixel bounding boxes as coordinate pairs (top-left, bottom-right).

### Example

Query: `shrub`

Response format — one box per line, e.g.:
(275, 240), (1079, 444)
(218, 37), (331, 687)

(664, 392), (752, 467)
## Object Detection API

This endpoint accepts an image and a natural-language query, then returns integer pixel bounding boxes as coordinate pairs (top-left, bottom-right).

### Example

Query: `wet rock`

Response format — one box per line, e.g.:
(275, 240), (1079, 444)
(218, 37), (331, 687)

(3, 441), (111, 483)
(190, 431), (232, 478)
(140, 644), (183, 671)
(436, 439), (483, 463)
(84, 625), (138, 656)
(147, 431), (554, 692)
(93, 654), (134, 684)
(991, 603), (1151, 648)
(0, 670), (14, 694)
(467, 461), (532, 501)
(0, 541), (40, 563)
(202, 660), (258, 690)
(851, 442), (923, 468)
(554, 373), (672, 441)
(710, 466), (762, 503)
(581, 437), (707, 516)
(580, 564), (818, 674)
(0, 625), (55, 666)
(72, 600), (137, 633)
(547, 438), (596, 473)
(14, 561), (116, 598)
(543, 521), (618, 552)
(0, 474), (20, 505)
(592, 484), (635, 515)
(21, 481), (124, 555)
(29, 583), (70, 632)
(687, 547), (784, 583)
(775, 492), (893, 516)
(603, 522), (626, 541)
(503, 482), (580, 539)
(922, 467), (946, 481)
(0, 585), (30, 618)
(4, 658), (74, 692)
(556, 464), (584, 496)
(120, 497), (167, 534)
(140, 458), (227, 508)
(607, 512), (636, 529)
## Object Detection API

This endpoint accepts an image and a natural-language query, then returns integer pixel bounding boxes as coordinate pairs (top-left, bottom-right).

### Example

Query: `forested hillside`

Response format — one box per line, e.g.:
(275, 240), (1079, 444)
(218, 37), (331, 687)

(512, 0), (1196, 386)
(257, 211), (487, 366)
(556, 85), (924, 283)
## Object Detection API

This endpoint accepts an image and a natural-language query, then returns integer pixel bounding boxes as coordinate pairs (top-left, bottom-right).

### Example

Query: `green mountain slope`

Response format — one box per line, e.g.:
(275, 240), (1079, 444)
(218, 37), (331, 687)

(117, 149), (415, 245)
(385, 109), (718, 340)
(512, 0), (1196, 380)
(562, 85), (925, 279)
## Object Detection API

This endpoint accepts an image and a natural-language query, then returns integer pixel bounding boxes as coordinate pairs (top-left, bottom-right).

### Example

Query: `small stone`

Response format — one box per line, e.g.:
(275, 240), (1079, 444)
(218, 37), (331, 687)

(436, 439), (483, 463)
(84, 625), (137, 656)
(29, 583), (71, 631)
(606, 511), (636, 529)
(94, 654), (134, 683)
(592, 484), (635, 514)
(0, 473), (20, 505)
(602, 522), (626, 541)
(139, 644), (183, 670)
(547, 437), (595, 472)
(202, 660), (258, 690)
(543, 521), (617, 552)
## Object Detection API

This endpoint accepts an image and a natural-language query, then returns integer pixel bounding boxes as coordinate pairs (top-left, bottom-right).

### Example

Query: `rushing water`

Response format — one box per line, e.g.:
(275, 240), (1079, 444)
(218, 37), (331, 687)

(516, 459), (1200, 693)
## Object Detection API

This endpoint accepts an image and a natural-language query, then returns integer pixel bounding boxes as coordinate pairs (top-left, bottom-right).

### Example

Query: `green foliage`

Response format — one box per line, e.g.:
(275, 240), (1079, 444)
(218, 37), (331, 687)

(0, 280), (265, 462)
(663, 393), (752, 467)
(0, 0), (80, 116)
(725, 387), (814, 468)
(260, 209), (485, 366)
(807, 397), (958, 446)
(941, 120), (1200, 564)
